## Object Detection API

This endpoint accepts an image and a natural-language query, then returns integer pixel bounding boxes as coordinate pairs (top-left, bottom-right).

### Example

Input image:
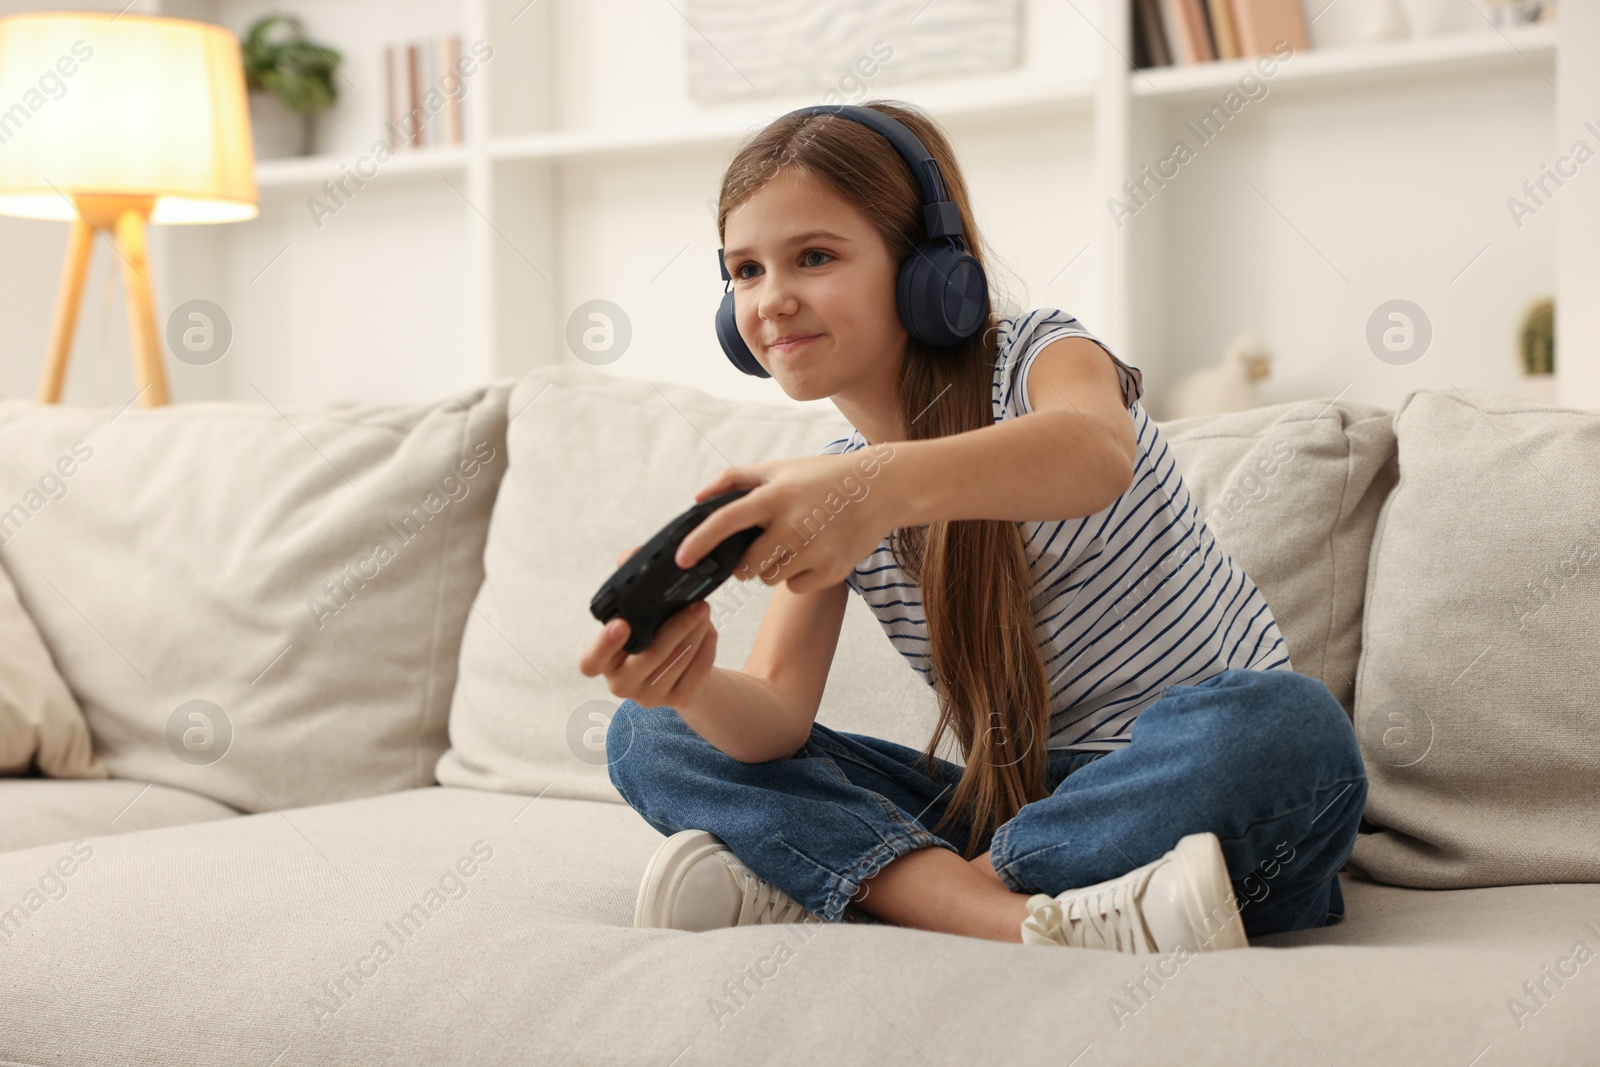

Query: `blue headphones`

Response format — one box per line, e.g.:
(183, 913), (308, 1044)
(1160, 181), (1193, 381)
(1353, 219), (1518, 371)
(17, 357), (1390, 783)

(715, 104), (990, 378)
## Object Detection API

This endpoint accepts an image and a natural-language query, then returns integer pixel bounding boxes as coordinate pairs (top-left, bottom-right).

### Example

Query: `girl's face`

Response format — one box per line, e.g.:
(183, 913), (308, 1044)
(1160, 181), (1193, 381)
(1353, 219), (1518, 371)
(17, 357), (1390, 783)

(721, 166), (908, 405)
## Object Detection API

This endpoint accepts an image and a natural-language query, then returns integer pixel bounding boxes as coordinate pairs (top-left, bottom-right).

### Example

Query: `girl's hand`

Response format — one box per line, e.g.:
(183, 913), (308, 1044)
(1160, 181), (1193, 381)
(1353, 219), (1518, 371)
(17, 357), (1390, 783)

(674, 453), (903, 594)
(577, 543), (719, 708)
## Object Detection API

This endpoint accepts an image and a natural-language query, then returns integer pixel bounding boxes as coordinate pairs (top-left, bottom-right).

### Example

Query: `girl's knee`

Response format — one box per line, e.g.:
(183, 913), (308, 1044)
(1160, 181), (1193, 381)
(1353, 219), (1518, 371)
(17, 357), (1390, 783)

(604, 700), (641, 795)
(1174, 672), (1364, 811)
(1235, 670), (1363, 774)
(606, 699), (682, 790)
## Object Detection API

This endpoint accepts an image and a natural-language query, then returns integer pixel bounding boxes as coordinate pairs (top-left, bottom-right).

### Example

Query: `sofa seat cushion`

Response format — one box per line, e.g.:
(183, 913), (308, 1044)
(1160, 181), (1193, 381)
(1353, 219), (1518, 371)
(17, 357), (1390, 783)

(0, 787), (1594, 1065)
(0, 777), (237, 853)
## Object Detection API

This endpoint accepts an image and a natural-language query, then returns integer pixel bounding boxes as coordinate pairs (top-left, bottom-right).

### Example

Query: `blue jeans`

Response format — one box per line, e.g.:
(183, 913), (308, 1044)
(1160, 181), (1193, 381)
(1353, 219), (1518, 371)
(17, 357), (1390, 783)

(607, 668), (1368, 939)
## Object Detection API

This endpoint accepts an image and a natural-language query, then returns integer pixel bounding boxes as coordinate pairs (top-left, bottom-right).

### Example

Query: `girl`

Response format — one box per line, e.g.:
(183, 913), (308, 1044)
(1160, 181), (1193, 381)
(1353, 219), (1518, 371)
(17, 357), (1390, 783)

(579, 100), (1367, 952)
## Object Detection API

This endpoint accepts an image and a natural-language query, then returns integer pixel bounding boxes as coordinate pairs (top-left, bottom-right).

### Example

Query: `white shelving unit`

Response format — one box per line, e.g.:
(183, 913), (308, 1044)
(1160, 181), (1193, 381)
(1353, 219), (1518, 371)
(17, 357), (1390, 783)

(126, 0), (1561, 414)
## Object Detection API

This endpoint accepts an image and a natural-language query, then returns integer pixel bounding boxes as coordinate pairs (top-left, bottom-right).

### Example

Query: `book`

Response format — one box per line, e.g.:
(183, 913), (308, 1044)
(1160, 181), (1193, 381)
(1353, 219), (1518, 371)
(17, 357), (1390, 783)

(384, 44), (401, 150)
(1160, 0), (1215, 63)
(442, 36), (462, 146)
(422, 38), (436, 147)
(407, 43), (422, 147)
(1136, 0), (1173, 68)
(1194, 0), (1218, 59)
(1230, 0), (1308, 56)
(1133, 0), (1151, 68)
(1182, 0), (1217, 61)
(383, 36), (466, 150)
(1206, 0), (1240, 59)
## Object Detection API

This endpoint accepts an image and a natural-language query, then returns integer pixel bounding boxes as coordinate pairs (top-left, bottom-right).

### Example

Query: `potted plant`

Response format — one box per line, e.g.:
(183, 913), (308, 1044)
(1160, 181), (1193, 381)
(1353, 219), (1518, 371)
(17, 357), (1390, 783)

(240, 14), (342, 159)
(1516, 296), (1555, 403)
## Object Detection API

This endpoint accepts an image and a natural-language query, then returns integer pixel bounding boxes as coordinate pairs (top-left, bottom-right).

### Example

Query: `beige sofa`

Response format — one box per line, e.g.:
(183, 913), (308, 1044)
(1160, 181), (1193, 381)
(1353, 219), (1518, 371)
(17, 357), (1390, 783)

(1, 365), (1596, 1065)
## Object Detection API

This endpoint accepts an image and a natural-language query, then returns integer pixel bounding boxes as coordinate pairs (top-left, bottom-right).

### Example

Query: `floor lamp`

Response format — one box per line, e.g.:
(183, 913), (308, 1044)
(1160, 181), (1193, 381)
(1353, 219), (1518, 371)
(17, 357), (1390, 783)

(0, 12), (259, 408)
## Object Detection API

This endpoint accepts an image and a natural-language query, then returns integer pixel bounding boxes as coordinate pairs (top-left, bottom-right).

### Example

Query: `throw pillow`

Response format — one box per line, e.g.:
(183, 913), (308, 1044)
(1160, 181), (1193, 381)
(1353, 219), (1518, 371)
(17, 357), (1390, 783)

(436, 365), (945, 803)
(0, 555), (105, 778)
(0, 383), (510, 813)
(1155, 397), (1399, 718)
(1345, 387), (1600, 886)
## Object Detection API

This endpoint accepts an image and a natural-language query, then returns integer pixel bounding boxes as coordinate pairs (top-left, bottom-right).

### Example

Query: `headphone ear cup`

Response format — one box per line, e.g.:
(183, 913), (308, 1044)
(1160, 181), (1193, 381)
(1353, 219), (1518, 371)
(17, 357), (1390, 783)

(896, 245), (989, 347)
(716, 288), (769, 378)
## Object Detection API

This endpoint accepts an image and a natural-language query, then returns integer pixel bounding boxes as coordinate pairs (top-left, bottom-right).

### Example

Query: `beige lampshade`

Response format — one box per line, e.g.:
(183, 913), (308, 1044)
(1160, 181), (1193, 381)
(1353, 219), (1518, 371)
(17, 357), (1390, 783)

(0, 11), (258, 224)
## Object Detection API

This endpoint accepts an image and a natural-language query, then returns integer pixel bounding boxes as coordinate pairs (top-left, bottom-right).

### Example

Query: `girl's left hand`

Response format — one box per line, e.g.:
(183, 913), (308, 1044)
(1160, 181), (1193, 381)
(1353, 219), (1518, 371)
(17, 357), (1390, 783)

(674, 453), (902, 594)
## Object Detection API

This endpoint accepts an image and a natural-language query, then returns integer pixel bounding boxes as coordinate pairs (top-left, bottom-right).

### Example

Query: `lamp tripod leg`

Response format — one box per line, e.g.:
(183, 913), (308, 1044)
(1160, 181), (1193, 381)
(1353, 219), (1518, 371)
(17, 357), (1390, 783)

(39, 215), (95, 405)
(116, 207), (170, 407)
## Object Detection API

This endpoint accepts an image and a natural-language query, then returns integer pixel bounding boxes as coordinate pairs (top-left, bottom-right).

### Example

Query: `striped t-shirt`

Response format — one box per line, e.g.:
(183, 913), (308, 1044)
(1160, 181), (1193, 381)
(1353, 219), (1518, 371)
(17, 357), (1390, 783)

(819, 308), (1293, 753)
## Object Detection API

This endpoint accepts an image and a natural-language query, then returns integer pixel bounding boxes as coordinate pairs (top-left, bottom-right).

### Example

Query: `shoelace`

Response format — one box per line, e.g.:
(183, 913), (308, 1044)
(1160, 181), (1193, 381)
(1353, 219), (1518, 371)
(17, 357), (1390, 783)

(722, 853), (818, 925)
(1031, 862), (1160, 952)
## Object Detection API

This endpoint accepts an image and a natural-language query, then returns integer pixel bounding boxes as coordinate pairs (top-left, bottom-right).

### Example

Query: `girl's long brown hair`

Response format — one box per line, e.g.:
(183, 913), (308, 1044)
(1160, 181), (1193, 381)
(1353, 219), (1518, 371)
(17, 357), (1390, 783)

(716, 100), (1052, 858)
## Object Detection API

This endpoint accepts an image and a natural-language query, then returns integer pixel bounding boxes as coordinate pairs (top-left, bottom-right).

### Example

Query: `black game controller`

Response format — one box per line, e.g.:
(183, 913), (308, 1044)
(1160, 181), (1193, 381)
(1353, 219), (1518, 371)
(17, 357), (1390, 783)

(589, 488), (764, 654)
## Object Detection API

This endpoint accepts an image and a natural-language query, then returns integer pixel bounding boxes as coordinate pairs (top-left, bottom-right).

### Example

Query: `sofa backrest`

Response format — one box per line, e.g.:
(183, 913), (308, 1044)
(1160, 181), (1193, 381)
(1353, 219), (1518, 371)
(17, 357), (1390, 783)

(13, 366), (1592, 892)
(0, 384), (510, 813)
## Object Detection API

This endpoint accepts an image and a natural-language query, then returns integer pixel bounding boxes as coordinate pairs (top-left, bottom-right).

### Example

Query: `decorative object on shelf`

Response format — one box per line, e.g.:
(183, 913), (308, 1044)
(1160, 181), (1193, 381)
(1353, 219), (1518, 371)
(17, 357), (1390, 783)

(1351, 0), (1411, 43)
(241, 14), (341, 159)
(1162, 333), (1273, 418)
(1515, 296), (1555, 403)
(384, 35), (467, 151)
(1304, 0), (1409, 49)
(0, 12), (258, 408)
(1485, 0), (1557, 29)
(681, 0), (1019, 105)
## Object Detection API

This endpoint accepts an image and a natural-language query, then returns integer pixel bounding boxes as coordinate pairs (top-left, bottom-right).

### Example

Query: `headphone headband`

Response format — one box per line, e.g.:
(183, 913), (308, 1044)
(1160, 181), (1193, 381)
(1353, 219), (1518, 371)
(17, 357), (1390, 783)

(714, 103), (989, 375)
(718, 104), (968, 284)
(788, 105), (963, 238)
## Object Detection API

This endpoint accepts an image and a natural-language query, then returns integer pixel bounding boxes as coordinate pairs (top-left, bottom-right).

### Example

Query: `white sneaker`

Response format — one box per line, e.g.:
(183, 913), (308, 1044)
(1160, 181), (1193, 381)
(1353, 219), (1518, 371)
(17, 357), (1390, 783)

(1019, 831), (1249, 953)
(634, 829), (825, 931)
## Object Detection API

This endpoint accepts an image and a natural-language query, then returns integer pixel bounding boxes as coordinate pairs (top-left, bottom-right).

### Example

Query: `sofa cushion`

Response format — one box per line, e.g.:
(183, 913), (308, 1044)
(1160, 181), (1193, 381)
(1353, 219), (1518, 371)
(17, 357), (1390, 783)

(0, 786), (1594, 1065)
(1154, 397), (1398, 718)
(0, 777), (236, 853)
(0, 553), (104, 778)
(0, 384), (511, 814)
(436, 365), (947, 804)
(1347, 388), (1600, 887)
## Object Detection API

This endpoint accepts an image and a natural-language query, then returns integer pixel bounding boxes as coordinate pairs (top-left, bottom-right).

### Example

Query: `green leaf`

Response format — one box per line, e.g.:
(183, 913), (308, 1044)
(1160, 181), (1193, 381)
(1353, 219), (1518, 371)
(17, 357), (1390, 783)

(240, 13), (341, 113)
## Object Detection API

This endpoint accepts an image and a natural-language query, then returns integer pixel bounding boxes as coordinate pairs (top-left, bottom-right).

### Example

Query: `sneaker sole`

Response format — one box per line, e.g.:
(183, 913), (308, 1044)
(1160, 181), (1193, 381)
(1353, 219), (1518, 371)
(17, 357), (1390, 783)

(634, 828), (728, 929)
(1169, 832), (1250, 951)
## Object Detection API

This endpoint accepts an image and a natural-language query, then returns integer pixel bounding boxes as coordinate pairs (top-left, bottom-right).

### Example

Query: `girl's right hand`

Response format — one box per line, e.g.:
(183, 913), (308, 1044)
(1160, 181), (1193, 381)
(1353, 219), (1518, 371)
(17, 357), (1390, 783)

(578, 544), (720, 709)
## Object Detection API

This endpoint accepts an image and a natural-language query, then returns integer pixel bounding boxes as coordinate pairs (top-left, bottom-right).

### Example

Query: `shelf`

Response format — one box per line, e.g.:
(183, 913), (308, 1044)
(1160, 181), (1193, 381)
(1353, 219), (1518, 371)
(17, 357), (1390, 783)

(254, 145), (469, 191)
(489, 77), (1096, 164)
(1131, 23), (1558, 104)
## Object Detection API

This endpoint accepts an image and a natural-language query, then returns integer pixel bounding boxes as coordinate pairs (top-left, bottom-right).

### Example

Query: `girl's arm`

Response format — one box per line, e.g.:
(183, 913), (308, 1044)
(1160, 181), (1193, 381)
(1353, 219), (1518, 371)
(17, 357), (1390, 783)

(676, 579), (850, 763)
(884, 337), (1138, 527)
(674, 341), (1139, 596)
